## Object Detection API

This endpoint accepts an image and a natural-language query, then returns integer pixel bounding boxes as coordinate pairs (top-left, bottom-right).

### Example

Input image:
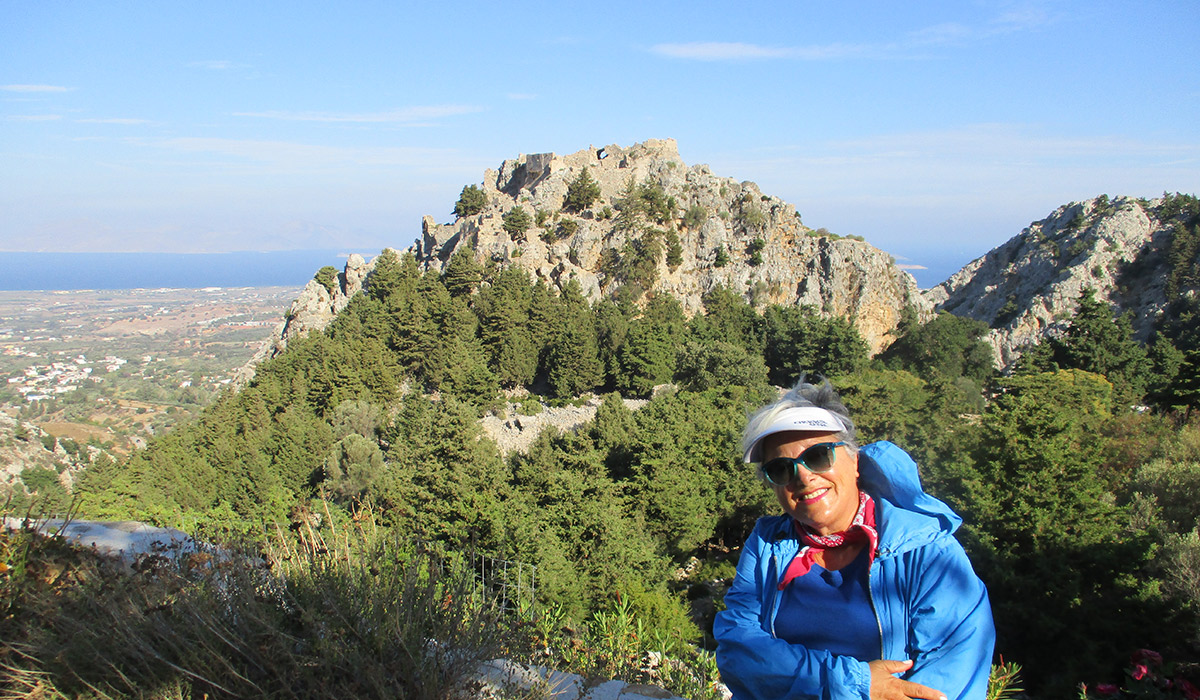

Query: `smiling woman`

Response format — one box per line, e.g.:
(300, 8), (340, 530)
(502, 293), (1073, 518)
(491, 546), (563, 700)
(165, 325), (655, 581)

(714, 378), (995, 700)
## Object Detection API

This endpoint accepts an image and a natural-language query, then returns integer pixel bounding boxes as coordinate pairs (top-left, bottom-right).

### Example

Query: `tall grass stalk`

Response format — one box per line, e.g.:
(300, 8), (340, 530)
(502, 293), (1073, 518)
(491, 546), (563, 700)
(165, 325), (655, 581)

(1, 514), (518, 699)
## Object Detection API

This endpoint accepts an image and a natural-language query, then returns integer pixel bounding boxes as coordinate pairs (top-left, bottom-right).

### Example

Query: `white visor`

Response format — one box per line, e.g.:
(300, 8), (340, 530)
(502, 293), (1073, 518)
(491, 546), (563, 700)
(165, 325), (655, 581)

(743, 406), (845, 463)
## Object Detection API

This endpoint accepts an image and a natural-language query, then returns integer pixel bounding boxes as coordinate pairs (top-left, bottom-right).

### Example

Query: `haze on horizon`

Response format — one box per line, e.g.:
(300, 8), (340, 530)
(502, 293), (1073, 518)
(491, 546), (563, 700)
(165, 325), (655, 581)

(2, 1), (1197, 275)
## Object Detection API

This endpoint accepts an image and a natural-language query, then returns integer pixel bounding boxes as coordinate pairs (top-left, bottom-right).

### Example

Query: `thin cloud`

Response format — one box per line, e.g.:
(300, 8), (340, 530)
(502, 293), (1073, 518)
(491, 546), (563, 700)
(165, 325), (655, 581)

(906, 22), (974, 47)
(188, 60), (236, 70)
(506, 93), (537, 101)
(653, 8), (1058, 62)
(77, 118), (153, 125)
(7, 114), (62, 121)
(1, 84), (72, 93)
(146, 137), (473, 172)
(654, 42), (808, 61)
(989, 5), (1057, 33)
(234, 104), (483, 123)
(711, 124), (1200, 215)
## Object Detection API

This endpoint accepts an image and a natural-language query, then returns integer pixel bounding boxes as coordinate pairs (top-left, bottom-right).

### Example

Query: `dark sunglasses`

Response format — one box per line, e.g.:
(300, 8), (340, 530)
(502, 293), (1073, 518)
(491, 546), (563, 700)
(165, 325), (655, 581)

(761, 442), (847, 486)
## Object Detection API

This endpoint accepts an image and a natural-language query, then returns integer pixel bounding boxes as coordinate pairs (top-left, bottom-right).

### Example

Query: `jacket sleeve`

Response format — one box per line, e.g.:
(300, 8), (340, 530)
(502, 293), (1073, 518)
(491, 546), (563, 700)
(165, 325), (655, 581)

(896, 535), (996, 700)
(714, 522), (872, 700)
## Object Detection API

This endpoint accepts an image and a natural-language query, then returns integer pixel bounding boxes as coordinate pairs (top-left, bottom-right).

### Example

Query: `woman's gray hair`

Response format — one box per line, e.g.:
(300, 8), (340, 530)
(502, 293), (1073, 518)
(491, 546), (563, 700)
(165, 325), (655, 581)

(742, 377), (858, 476)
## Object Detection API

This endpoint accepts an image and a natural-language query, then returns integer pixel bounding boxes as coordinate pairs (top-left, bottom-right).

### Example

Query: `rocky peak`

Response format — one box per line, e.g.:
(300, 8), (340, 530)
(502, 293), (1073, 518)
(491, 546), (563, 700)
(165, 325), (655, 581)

(925, 194), (1183, 367)
(245, 140), (933, 370)
(417, 139), (929, 353)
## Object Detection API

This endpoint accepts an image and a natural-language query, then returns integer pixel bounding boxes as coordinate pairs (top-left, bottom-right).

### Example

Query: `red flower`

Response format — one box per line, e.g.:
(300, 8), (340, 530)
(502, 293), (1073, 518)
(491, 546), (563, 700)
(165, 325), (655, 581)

(1131, 649), (1164, 668)
(1094, 683), (1120, 696)
(1177, 678), (1200, 700)
(1131, 664), (1150, 681)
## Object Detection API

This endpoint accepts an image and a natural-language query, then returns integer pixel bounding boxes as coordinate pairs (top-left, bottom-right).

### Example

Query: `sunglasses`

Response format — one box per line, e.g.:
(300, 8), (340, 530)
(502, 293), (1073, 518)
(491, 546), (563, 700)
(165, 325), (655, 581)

(761, 441), (847, 486)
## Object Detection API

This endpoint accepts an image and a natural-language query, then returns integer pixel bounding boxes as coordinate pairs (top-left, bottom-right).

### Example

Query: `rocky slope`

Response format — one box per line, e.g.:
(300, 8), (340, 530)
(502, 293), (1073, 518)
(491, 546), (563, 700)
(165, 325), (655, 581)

(253, 139), (930, 374)
(0, 412), (100, 504)
(248, 142), (1194, 379)
(925, 194), (1190, 367)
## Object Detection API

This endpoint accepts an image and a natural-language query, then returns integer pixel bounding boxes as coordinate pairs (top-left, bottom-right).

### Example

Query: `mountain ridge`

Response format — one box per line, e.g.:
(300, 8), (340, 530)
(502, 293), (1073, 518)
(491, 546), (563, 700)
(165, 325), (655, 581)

(927, 193), (1196, 367)
(248, 140), (1196, 378)
(250, 139), (930, 379)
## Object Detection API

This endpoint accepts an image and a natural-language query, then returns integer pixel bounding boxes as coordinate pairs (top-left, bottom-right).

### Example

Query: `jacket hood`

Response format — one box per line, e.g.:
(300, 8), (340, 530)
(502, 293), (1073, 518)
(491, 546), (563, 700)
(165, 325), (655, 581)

(858, 441), (962, 556)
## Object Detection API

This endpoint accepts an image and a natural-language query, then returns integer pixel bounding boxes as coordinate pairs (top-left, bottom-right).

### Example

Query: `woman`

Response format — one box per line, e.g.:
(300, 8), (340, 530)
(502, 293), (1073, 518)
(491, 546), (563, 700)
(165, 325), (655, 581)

(714, 379), (994, 700)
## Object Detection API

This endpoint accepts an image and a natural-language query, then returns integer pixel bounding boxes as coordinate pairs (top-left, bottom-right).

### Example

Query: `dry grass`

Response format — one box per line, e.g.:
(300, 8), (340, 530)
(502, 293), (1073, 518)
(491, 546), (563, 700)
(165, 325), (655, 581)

(1, 513), (520, 700)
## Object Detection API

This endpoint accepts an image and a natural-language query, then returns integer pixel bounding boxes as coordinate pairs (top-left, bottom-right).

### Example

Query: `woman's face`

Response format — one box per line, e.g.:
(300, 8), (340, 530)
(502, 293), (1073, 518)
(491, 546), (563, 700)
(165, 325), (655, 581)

(762, 430), (861, 536)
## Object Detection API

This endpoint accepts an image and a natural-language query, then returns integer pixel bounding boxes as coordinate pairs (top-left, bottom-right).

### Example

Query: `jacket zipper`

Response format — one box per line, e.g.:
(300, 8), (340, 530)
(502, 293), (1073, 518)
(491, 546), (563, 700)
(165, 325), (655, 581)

(767, 551), (779, 637)
(867, 552), (886, 661)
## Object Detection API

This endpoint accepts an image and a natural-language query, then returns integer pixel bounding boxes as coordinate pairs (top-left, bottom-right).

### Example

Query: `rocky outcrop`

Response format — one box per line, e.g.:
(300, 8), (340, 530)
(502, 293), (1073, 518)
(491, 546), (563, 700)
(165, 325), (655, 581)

(241, 140), (930, 378)
(926, 195), (1182, 368)
(480, 396), (649, 456)
(418, 139), (929, 353)
(0, 413), (99, 498)
(233, 253), (371, 384)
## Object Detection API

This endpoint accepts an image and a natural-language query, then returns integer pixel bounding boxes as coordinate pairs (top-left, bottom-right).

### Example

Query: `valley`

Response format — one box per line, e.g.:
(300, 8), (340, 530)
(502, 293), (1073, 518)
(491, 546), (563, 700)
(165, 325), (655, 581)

(0, 286), (299, 455)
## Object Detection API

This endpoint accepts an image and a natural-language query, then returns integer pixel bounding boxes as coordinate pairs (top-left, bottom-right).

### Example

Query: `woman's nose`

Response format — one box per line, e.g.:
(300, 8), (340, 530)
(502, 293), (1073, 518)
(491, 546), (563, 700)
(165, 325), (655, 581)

(788, 464), (820, 489)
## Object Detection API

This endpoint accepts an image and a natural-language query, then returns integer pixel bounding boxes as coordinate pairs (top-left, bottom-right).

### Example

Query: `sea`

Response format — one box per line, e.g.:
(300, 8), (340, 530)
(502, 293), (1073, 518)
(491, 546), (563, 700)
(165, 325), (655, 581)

(0, 248), (977, 292)
(0, 250), (380, 291)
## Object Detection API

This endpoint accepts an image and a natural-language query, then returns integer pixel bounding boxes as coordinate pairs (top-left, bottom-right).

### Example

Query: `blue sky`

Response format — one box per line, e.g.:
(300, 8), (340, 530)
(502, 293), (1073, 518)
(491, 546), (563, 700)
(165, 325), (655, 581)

(2, 1), (1197, 278)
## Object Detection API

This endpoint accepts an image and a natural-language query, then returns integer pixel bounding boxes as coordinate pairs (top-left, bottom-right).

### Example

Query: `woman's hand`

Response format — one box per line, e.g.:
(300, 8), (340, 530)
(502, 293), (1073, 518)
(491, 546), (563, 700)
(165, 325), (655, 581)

(868, 659), (947, 700)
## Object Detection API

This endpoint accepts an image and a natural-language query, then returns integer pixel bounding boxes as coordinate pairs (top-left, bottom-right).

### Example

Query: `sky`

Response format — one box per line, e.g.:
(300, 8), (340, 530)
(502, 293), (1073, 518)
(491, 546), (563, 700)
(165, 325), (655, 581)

(2, 1), (1198, 278)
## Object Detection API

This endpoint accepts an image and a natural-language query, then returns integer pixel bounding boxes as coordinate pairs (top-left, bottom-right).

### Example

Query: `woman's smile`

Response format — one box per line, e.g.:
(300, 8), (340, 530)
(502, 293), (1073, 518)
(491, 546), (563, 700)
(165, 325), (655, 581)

(762, 431), (861, 535)
(799, 487), (829, 503)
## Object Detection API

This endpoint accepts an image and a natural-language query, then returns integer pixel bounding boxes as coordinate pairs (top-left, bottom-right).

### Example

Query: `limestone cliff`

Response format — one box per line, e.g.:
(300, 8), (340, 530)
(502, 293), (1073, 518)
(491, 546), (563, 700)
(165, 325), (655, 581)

(925, 194), (1189, 368)
(233, 252), (370, 384)
(249, 139), (930, 367)
(418, 139), (928, 353)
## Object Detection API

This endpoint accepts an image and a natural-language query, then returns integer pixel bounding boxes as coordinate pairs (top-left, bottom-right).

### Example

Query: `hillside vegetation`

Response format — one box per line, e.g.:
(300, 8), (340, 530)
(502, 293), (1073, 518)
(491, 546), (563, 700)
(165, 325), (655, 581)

(6, 186), (1200, 697)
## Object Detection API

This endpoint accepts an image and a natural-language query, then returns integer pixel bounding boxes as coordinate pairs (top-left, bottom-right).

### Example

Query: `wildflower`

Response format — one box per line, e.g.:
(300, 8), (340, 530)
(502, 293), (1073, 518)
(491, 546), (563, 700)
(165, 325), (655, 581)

(1094, 682), (1120, 696)
(1131, 664), (1150, 681)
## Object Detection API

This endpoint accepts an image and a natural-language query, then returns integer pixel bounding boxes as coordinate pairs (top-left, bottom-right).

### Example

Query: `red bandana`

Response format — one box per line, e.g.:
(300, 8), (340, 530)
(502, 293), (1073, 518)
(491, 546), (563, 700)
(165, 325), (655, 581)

(777, 492), (879, 590)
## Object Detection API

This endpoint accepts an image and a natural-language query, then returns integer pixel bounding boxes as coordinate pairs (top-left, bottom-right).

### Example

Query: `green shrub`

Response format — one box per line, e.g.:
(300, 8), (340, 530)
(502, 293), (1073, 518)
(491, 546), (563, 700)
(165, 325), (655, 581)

(502, 207), (533, 238)
(615, 177), (674, 233)
(532, 592), (720, 700)
(714, 248), (729, 268)
(314, 265), (339, 294)
(683, 204), (707, 229)
(665, 230), (683, 270)
(1067, 238), (1091, 259)
(515, 395), (543, 416)
(453, 184), (486, 218)
(543, 218), (579, 243)
(746, 238), (765, 266)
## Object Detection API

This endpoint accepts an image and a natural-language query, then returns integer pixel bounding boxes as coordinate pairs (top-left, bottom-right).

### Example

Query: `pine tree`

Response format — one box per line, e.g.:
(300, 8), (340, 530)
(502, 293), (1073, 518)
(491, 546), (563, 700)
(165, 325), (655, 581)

(1039, 289), (1152, 410)
(564, 166), (602, 212)
(876, 311), (995, 384)
(951, 369), (1160, 693)
(442, 245), (483, 298)
(453, 184), (486, 218)
(477, 267), (537, 387)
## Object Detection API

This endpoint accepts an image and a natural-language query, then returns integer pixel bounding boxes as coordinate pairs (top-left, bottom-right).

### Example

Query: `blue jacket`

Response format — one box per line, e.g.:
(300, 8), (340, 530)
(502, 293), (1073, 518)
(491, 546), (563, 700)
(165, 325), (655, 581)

(713, 441), (995, 700)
